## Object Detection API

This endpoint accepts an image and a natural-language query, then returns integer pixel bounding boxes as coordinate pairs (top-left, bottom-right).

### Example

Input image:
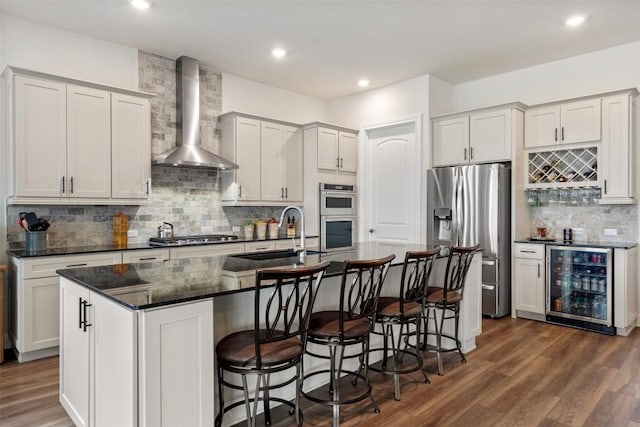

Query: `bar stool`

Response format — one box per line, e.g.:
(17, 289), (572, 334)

(215, 261), (330, 427)
(422, 245), (479, 375)
(302, 254), (395, 427)
(368, 248), (440, 400)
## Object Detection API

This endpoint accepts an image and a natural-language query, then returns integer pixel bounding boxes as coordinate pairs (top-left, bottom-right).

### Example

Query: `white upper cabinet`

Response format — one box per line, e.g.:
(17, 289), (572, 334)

(66, 85), (111, 199)
(111, 93), (151, 199)
(525, 98), (601, 148)
(316, 126), (357, 173)
(220, 112), (303, 205)
(432, 105), (522, 167)
(600, 93), (635, 204)
(5, 67), (153, 205)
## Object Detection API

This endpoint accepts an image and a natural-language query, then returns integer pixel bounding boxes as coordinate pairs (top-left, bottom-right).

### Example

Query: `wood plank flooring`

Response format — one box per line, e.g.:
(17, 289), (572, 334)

(1, 317), (639, 426)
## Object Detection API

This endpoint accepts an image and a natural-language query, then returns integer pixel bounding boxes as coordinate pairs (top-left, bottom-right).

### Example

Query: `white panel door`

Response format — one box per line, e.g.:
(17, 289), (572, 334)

(317, 127), (339, 170)
(283, 125), (303, 202)
(66, 85), (111, 199)
(514, 258), (545, 315)
(14, 75), (67, 197)
(60, 279), (91, 427)
(139, 300), (214, 427)
(365, 120), (419, 244)
(470, 109), (511, 163)
(338, 131), (357, 172)
(432, 117), (469, 166)
(524, 105), (560, 148)
(600, 95), (631, 202)
(23, 276), (60, 352)
(235, 117), (261, 201)
(560, 99), (601, 145)
(91, 292), (137, 427)
(260, 121), (285, 201)
(111, 93), (151, 199)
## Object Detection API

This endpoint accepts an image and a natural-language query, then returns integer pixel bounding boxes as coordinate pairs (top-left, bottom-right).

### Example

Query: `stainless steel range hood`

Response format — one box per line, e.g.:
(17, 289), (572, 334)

(153, 56), (238, 169)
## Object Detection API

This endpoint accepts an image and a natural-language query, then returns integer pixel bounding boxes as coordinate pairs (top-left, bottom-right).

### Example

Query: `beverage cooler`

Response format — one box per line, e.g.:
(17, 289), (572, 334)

(546, 246), (614, 335)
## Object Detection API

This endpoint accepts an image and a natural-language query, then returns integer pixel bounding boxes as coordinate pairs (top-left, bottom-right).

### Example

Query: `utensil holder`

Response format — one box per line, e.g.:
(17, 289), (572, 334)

(26, 231), (47, 253)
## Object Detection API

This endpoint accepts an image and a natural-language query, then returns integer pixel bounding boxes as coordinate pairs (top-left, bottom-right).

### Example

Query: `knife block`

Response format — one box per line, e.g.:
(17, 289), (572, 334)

(25, 231), (47, 253)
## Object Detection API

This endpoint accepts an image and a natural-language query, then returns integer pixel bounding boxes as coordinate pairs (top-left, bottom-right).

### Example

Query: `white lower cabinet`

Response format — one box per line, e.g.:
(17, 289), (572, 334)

(60, 279), (214, 427)
(10, 251), (121, 362)
(614, 247), (638, 335)
(138, 300), (214, 427)
(514, 243), (546, 319)
(169, 242), (245, 259)
(60, 279), (137, 427)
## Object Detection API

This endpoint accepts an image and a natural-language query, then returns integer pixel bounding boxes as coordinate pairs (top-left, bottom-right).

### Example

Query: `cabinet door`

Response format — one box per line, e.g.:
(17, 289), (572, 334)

(338, 131), (357, 172)
(139, 300), (214, 427)
(14, 76), (67, 197)
(235, 117), (261, 201)
(60, 279), (91, 427)
(284, 125), (303, 201)
(111, 93), (151, 199)
(600, 95), (633, 203)
(91, 291), (137, 427)
(560, 99), (601, 145)
(66, 85), (111, 199)
(614, 247), (638, 331)
(260, 121), (285, 201)
(514, 258), (545, 315)
(22, 276), (60, 352)
(524, 105), (561, 148)
(169, 242), (245, 259)
(122, 248), (170, 263)
(470, 109), (511, 163)
(432, 117), (469, 166)
(317, 127), (339, 170)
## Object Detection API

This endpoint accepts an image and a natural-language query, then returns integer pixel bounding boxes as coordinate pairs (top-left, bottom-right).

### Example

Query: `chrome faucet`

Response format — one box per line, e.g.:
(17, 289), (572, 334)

(278, 206), (305, 262)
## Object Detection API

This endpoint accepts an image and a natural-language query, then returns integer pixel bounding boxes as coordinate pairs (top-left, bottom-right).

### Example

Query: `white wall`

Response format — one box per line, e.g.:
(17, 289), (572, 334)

(221, 73), (327, 124)
(452, 40), (640, 110)
(1, 14), (139, 88)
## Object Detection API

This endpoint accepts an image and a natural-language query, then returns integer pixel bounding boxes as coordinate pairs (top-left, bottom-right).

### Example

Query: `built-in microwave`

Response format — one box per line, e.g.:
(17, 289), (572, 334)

(319, 183), (356, 216)
(320, 216), (357, 252)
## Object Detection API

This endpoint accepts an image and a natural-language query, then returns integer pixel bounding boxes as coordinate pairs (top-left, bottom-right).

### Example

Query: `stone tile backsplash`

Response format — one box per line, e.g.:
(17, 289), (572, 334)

(530, 204), (638, 243)
(6, 51), (294, 249)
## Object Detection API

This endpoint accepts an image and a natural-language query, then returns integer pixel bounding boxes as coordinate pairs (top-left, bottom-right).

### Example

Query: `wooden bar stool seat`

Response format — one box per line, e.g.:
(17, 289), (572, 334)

(215, 261), (330, 427)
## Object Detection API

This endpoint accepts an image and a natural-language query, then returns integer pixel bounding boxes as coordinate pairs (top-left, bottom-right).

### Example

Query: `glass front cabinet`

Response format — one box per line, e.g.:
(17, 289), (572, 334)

(546, 246), (614, 334)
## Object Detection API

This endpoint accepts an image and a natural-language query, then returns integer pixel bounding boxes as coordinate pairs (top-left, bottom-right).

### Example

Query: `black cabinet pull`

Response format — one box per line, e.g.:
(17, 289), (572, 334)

(554, 128), (558, 142)
(561, 127), (565, 141)
(537, 264), (541, 278)
(82, 300), (92, 332)
(78, 297), (83, 329)
(464, 147), (467, 160)
(61, 176), (65, 194)
(70, 176), (74, 194)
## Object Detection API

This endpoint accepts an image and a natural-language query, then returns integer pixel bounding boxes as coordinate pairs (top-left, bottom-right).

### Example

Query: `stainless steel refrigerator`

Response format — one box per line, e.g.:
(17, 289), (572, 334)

(427, 163), (511, 317)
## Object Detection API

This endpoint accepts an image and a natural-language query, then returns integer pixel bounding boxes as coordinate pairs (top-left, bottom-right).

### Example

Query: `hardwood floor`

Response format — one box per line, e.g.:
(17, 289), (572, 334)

(1, 317), (639, 426)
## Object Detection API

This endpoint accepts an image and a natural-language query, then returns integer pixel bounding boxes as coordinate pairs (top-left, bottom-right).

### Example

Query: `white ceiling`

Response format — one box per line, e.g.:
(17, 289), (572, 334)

(3, 1), (640, 100)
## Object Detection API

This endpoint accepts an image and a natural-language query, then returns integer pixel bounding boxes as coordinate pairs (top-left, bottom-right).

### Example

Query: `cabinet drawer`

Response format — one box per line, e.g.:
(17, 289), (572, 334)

(22, 252), (122, 279)
(514, 243), (545, 260)
(122, 248), (170, 263)
(274, 237), (320, 250)
(169, 243), (245, 260)
(244, 241), (276, 252)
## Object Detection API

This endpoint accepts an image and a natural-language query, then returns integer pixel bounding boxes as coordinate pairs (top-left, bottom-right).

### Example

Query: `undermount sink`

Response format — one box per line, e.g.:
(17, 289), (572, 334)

(231, 249), (323, 261)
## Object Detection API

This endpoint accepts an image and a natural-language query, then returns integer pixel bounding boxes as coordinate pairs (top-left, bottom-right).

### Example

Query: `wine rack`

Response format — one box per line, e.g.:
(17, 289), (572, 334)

(527, 146), (598, 188)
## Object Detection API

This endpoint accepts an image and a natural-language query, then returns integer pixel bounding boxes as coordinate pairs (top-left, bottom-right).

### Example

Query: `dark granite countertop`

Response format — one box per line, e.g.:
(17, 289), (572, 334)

(7, 235), (320, 258)
(514, 239), (637, 249)
(56, 242), (435, 310)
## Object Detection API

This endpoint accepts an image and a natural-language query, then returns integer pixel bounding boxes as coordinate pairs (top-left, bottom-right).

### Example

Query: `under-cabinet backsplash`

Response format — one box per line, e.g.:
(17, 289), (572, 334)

(530, 204), (638, 243)
(7, 168), (290, 248)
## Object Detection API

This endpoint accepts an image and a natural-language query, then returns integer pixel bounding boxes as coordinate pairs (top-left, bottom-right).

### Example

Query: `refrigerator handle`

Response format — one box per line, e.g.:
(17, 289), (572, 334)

(455, 168), (464, 246)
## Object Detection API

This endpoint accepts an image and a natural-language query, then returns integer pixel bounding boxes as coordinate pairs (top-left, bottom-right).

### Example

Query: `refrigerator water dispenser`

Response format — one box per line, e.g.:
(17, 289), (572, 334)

(434, 207), (452, 242)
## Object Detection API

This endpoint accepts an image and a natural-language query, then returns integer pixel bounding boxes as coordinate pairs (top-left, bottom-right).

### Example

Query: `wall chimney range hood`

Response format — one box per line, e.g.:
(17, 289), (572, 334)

(153, 56), (238, 170)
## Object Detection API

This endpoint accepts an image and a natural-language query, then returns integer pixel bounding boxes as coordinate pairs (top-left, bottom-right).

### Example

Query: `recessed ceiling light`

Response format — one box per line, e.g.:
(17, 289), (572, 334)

(565, 15), (586, 27)
(271, 48), (287, 59)
(130, 0), (150, 10)
(358, 79), (370, 88)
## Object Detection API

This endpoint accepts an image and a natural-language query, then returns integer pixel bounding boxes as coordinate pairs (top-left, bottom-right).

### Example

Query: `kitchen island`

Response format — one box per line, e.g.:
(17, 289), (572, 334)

(57, 242), (482, 427)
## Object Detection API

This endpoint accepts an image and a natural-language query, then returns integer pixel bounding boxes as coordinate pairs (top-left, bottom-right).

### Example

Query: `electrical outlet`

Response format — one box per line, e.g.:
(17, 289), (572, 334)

(232, 226), (240, 233)
(127, 229), (138, 238)
(604, 228), (617, 236)
(572, 228), (584, 235)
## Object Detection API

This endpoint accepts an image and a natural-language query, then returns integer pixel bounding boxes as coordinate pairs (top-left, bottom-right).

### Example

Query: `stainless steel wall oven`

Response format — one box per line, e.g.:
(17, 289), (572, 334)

(319, 183), (357, 252)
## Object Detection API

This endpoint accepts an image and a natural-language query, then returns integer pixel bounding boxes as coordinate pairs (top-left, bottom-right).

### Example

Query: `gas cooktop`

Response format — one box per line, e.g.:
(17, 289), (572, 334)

(149, 234), (239, 247)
